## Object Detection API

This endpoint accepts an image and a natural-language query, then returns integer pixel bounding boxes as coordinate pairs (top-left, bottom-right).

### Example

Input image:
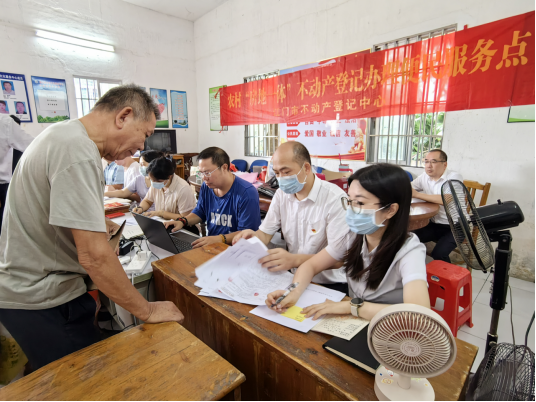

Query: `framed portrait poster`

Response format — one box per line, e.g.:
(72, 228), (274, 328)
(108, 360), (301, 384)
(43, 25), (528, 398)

(150, 88), (169, 128)
(31, 76), (70, 123)
(170, 90), (188, 128)
(0, 72), (33, 122)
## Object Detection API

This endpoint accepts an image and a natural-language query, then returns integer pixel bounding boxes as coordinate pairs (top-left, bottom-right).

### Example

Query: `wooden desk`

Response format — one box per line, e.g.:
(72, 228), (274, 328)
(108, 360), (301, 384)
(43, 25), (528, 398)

(409, 202), (440, 231)
(0, 322), (245, 401)
(152, 244), (478, 401)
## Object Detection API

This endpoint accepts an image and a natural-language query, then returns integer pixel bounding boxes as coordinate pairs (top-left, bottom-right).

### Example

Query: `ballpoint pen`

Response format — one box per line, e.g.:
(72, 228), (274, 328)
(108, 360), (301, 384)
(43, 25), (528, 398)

(271, 282), (299, 308)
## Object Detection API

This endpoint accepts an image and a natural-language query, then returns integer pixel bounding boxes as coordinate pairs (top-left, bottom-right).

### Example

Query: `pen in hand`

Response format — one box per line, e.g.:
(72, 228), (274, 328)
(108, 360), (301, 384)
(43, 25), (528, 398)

(271, 282), (299, 308)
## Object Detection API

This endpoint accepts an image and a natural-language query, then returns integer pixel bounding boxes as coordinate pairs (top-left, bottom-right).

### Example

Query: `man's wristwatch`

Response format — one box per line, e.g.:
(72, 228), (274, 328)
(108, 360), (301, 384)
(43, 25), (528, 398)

(350, 297), (364, 317)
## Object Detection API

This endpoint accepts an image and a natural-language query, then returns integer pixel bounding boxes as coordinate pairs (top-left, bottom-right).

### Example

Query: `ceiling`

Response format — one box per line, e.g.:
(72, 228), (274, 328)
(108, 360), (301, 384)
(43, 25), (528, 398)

(123, 0), (228, 21)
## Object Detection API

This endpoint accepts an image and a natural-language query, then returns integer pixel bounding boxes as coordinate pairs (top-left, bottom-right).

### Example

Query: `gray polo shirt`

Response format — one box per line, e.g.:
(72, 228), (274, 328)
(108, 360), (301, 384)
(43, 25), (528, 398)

(0, 119), (106, 310)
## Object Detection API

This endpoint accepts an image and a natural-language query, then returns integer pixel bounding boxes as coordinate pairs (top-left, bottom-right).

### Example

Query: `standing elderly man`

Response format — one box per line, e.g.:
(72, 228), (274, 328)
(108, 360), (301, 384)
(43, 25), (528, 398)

(0, 85), (184, 370)
(233, 141), (351, 294)
(411, 149), (463, 262)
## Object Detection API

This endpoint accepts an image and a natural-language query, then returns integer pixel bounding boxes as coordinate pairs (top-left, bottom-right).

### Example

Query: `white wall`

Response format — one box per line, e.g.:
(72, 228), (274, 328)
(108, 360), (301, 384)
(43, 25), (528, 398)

(0, 0), (198, 152)
(195, 0), (535, 281)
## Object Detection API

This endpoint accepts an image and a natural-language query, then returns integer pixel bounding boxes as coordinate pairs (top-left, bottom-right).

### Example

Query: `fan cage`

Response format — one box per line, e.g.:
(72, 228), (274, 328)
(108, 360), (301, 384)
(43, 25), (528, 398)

(370, 311), (455, 377)
(441, 180), (494, 270)
(467, 343), (535, 401)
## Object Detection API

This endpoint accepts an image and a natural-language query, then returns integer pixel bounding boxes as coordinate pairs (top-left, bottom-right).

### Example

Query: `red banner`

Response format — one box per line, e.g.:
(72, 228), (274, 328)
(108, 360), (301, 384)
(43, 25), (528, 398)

(221, 11), (534, 126)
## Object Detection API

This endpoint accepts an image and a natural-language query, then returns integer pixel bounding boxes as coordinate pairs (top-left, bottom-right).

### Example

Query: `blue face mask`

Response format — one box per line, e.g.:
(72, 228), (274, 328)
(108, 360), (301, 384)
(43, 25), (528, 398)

(345, 205), (388, 235)
(140, 166), (148, 177)
(151, 180), (166, 190)
(277, 164), (306, 194)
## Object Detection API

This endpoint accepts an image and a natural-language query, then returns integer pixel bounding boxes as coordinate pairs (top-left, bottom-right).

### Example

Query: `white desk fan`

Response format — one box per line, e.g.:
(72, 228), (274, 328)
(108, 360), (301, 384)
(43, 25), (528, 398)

(367, 304), (457, 401)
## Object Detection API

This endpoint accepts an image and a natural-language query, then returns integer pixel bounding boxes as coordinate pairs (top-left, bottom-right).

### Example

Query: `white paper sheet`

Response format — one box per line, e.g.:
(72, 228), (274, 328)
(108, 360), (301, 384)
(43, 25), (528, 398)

(195, 237), (268, 291)
(249, 284), (346, 333)
(311, 314), (369, 340)
(214, 238), (294, 305)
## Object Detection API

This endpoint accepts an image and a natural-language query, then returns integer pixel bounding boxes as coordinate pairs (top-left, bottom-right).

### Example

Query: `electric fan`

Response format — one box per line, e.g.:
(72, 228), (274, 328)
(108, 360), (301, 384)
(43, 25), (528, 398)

(442, 180), (535, 401)
(367, 303), (457, 401)
(441, 180), (524, 352)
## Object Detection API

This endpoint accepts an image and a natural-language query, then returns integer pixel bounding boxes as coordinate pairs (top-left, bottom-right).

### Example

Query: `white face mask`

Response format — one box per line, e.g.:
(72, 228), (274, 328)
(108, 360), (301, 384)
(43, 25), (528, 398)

(345, 205), (389, 235)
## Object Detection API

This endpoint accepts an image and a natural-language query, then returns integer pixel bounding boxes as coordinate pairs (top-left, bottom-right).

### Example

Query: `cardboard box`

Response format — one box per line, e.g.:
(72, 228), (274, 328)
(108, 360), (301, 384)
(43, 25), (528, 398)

(323, 170), (352, 181)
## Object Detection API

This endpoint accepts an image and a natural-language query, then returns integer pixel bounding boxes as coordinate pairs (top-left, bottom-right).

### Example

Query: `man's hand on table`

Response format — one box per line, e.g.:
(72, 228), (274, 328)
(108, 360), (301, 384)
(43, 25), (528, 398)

(192, 235), (224, 249)
(232, 229), (256, 245)
(164, 221), (184, 233)
(143, 301), (185, 324)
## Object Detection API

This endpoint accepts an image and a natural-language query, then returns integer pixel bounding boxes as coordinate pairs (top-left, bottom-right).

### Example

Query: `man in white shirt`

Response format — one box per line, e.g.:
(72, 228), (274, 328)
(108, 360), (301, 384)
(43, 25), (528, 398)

(116, 156), (140, 188)
(411, 149), (463, 262)
(233, 141), (351, 294)
(0, 115), (34, 234)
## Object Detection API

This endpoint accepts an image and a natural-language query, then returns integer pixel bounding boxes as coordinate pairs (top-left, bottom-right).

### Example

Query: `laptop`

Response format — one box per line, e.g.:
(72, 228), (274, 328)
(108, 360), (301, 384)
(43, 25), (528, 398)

(132, 213), (200, 255)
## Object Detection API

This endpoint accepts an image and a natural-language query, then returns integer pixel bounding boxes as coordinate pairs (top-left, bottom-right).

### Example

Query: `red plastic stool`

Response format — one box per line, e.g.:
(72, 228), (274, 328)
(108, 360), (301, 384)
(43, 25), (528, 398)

(426, 260), (473, 337)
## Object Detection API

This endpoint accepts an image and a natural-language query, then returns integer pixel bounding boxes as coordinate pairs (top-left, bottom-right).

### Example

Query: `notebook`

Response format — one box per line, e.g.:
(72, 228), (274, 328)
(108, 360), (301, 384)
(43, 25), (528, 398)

(322, 324), (380, 374)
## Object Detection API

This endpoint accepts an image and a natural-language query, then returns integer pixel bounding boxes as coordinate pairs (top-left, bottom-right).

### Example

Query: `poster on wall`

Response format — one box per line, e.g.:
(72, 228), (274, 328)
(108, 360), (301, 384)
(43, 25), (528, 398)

(280, 119), (367, 161)
(209, 85), (227, 131)
(0, 72), (33, 123)
(170, 90), (188, 128)
(278, 51), (370, 161)
(508, 105), (535, 122)
(150, 88), (169, 128)
(31, 76), (70, 123)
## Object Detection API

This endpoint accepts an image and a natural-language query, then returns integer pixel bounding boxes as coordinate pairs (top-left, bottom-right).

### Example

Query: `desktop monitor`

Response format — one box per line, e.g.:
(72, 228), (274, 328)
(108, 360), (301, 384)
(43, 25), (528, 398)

(144, 129), (177, 154)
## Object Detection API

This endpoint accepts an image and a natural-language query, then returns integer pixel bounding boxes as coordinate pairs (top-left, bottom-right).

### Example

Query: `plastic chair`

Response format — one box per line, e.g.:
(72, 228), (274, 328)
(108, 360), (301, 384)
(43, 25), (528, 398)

(231, 159), (248, 172)
(426, 260), (473, 337)
(249, 159), (268, 173)
(405, 170), (413, 182)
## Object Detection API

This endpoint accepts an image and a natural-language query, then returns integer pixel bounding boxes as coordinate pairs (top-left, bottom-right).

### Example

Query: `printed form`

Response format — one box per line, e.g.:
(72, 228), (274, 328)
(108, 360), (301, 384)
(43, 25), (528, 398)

(250, 284), (345, 333)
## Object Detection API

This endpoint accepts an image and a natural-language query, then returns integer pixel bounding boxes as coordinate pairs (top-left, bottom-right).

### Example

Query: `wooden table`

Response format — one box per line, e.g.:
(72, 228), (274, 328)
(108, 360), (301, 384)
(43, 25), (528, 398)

(409, 202), (440, 231)
(189, 175), (437, 225)
(188, 175), (272, 212)
(0, 322), (245, 401)
(152, 244), (478, 401)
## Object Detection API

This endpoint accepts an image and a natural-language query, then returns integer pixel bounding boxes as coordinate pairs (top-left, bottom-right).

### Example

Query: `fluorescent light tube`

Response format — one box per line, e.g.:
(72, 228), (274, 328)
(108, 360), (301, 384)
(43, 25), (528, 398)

(36, 30), (115, 52)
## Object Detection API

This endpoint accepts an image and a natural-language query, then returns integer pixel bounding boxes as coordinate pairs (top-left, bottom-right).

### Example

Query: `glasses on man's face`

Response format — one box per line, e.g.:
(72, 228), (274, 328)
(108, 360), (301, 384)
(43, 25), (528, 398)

(199, 166), (221, 178)
(341, 197), (382, 214)
(423, 159), (446, 166)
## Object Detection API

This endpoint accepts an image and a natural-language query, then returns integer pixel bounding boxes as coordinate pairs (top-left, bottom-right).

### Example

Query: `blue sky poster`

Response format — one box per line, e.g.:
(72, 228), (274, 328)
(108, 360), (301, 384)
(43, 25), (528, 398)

(170, 90), (188, 128)
(31, 76), (70, 123)
(150, 88), (169, 128)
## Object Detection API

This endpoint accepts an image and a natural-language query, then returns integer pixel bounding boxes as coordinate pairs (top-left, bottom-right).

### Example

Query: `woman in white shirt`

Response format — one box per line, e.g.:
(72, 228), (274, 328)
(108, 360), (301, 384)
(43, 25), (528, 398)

(266, 163), (430, 321)
(132, 156), (197, 223)
(104, 151), (161, 211)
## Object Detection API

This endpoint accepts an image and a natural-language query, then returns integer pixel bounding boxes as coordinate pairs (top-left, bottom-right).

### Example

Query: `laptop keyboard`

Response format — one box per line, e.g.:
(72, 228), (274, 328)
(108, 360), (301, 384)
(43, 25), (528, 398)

(171, 236), (193, 253)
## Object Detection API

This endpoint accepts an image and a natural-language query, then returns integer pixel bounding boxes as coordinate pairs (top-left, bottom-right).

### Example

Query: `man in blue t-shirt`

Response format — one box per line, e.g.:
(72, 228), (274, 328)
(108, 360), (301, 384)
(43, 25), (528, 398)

(164, 147), (261, 248)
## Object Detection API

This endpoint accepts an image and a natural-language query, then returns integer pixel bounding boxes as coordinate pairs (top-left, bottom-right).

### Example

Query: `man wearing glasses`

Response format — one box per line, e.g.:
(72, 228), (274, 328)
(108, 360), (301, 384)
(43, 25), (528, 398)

(165, 147), (261, 247)
(411, 149), (463, 262)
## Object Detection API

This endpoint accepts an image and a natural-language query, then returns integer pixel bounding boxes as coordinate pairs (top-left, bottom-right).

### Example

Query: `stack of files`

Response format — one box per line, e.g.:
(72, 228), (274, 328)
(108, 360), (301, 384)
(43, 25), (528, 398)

(195, 237), (294, 305)
(104, 197), (132, 205)
(195, 237), (368, 337)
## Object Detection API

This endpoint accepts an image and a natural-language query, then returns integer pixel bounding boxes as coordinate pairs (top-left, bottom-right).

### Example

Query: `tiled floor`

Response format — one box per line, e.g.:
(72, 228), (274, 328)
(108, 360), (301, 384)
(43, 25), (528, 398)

(456, 268), (535, 372)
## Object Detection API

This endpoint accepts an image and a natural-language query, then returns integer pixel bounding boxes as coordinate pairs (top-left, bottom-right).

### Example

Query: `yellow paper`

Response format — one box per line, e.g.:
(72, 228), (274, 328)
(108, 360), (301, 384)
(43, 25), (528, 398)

(281, 305), (306, 322)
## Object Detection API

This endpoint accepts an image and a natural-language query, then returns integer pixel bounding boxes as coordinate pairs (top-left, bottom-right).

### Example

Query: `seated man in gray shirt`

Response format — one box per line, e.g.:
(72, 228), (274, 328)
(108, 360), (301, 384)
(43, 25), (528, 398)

(0, 85), (184, 370)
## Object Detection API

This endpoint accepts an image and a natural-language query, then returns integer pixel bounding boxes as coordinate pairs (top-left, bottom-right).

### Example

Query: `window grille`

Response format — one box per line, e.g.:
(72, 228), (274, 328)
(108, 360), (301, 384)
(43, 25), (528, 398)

(367, 25), (456, 167)
(73, 77), (122, 117)
(244, 71), (279, 157)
